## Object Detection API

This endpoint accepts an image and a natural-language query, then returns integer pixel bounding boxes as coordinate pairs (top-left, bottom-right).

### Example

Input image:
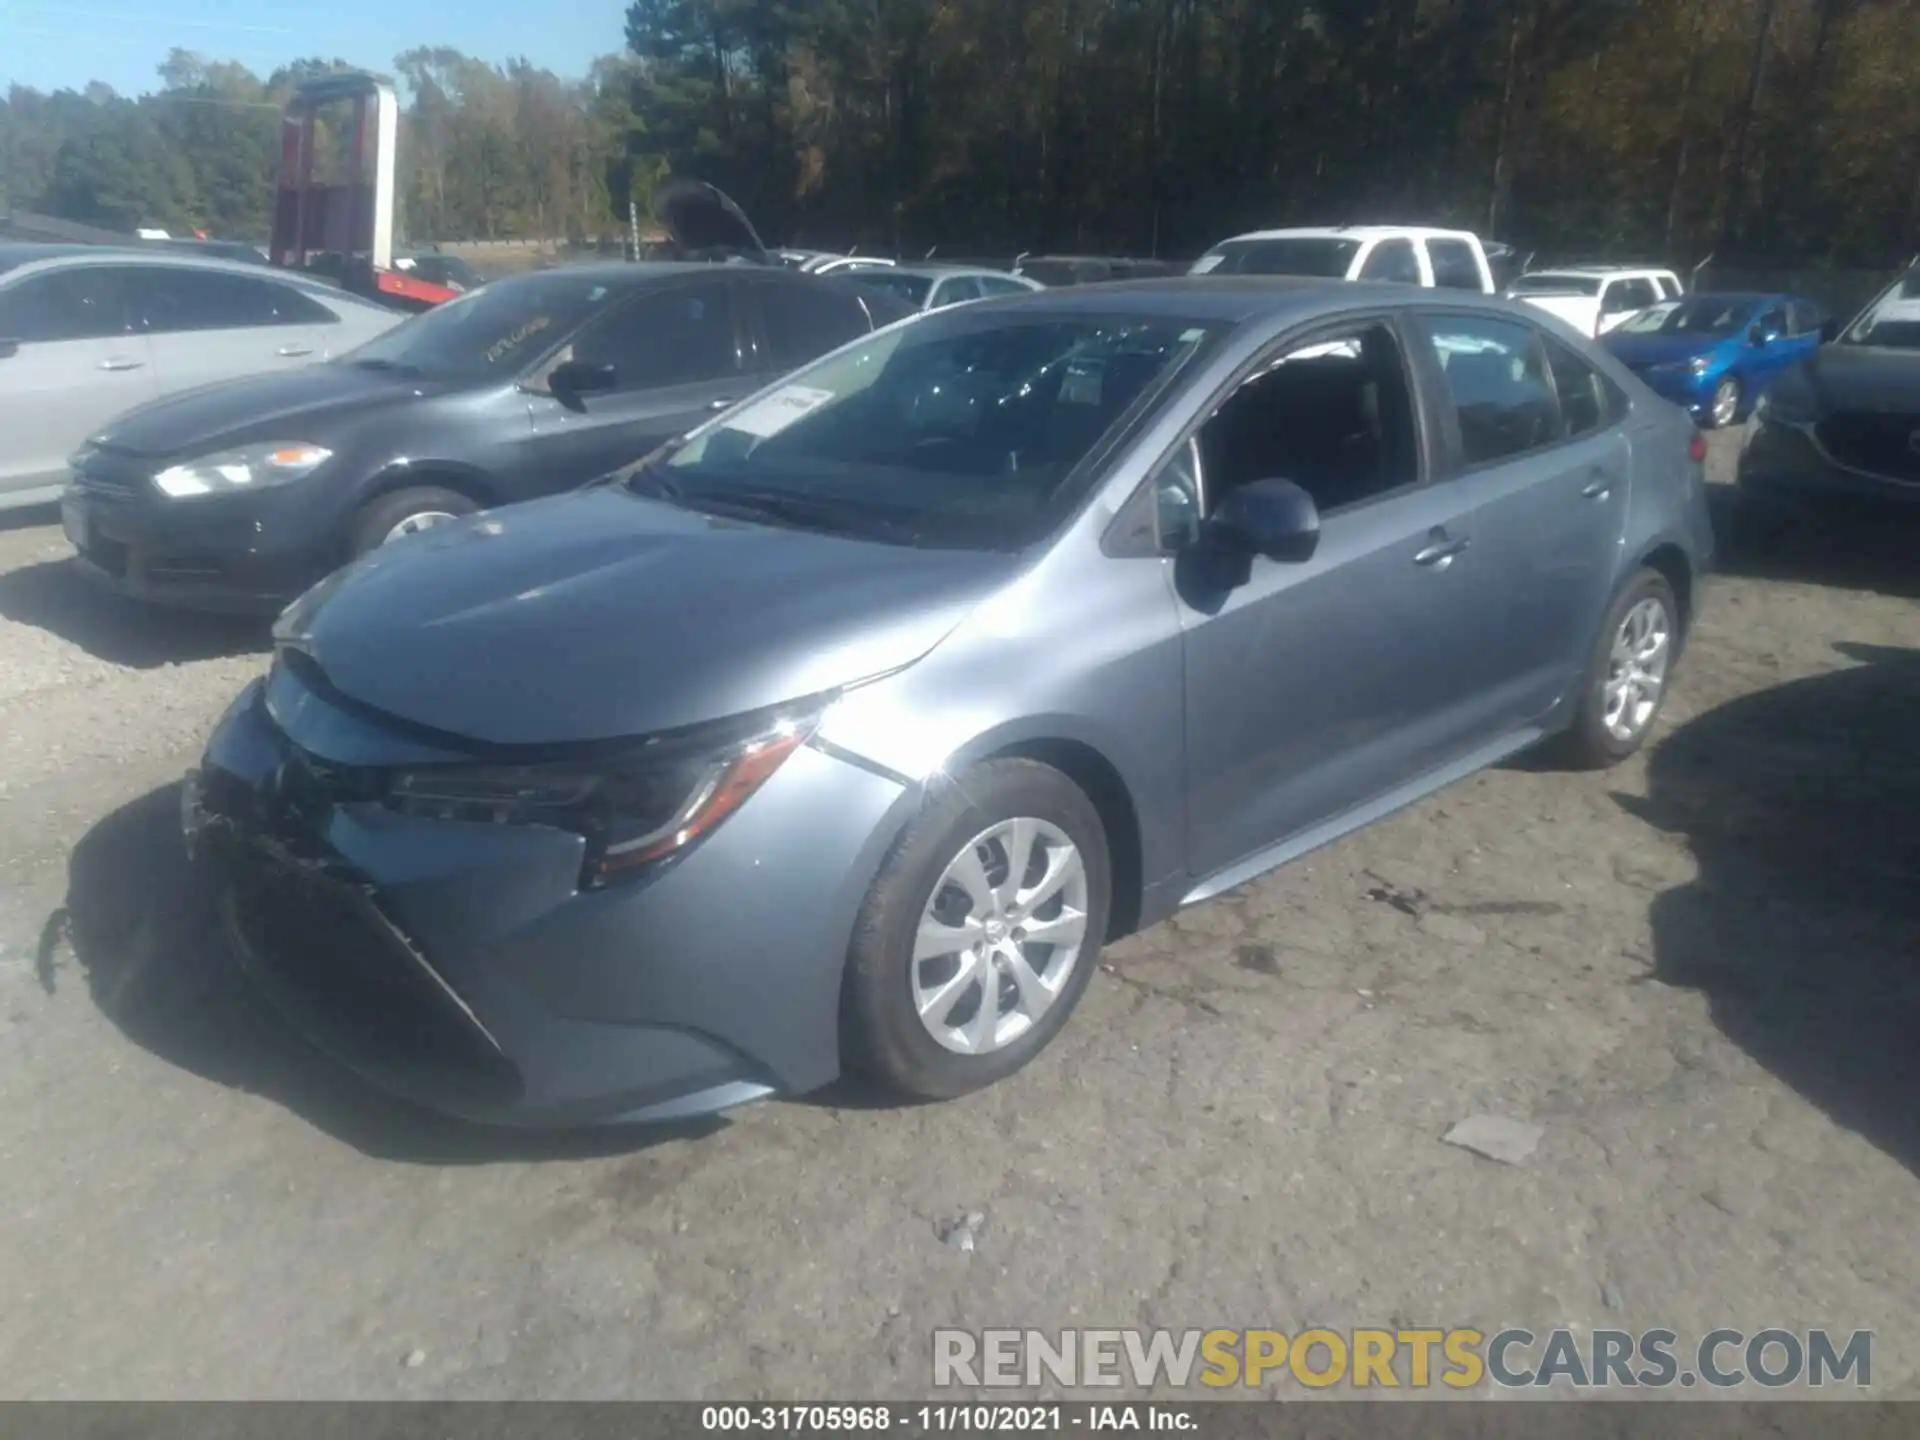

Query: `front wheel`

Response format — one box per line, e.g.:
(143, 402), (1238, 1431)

(348, 485), (478, 558)
(1551, 568), (1680, 770)
(842, 759), (1111, 1100)
(1707, 376), (1742, 430)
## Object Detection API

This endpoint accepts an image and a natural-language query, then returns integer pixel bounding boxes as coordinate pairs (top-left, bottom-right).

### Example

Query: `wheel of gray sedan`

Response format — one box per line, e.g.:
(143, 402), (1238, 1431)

(349, 485), (479, 558)
(1708, 376), (1742, 430)
(1553, 567), (1680, 770)
(842, 758), (1111, 1100)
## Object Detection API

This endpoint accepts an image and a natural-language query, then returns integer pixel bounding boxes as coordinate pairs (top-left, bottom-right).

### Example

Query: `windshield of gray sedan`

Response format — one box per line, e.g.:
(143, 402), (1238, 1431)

(341, 273), (620, 379)
(1842, 273), (1920, 350)
(647, 315), (1218, 549)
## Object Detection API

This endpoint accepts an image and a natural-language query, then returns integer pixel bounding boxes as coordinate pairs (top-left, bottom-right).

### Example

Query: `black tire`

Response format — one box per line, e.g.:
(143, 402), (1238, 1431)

(1707, 375), (1742, 430)
(842, 758), (1111, 1100)
(1551, 567), (1681, 771)
(348, 485), (478, 558)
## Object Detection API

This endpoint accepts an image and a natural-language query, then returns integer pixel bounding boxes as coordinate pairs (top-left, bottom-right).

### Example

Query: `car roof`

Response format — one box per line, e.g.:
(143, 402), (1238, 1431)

(1530, 264), (1679, 277)
(960, 274), (1520, 326)
(1213, 226), (1484, 245)
(0, 243), (323, 285)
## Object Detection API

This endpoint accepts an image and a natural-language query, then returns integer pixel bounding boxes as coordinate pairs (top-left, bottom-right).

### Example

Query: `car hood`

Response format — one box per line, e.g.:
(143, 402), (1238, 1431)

(273, 486), (1021, 747)
(655, 178), (768, 259)
(88, 363), (454, 459)
(1802, 343), (1920, 414)
(1604, 333), (1730, 368)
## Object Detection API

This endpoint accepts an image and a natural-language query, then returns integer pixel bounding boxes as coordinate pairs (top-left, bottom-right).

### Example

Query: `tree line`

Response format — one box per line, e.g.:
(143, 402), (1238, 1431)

(2, 0), (1917, 266)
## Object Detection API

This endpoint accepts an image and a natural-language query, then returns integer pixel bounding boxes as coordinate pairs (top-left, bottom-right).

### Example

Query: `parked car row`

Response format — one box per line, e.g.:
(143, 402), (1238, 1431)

(13, 197), (1914, 1134)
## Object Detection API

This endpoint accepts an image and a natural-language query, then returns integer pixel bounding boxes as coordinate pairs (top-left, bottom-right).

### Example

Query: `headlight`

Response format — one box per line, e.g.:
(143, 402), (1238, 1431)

(384, 707), (821, 885)
(154, 442), (333, 499)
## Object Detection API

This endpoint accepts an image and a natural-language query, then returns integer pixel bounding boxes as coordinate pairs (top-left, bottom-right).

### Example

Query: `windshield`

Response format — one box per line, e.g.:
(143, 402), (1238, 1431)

(1511, 274), (1603, 297)
(340, 272), (620, 380)
(1191, 238), (1360, 278)
(843, 271), (934, 306)
(639, 314), (1219, 550)
(1842, 272), (1920, 350)
(1615, 297), (1756, 338)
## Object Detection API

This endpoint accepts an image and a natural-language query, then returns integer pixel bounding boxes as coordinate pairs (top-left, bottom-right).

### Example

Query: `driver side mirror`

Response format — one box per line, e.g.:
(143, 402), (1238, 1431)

(545, 359), (618, 406)
(1206, 478), (1321, 564)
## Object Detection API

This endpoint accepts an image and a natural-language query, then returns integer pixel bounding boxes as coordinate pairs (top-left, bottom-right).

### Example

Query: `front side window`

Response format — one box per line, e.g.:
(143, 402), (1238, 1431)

(1358, 239), (1423, 286)
(0, 268), (134, 342)
(563, 282), (738, 389)
(1511, 275), (1602, 298)
(1615, 297), (1753, 338)
(1191, 238), (1362, 279)
(645, 313), (1219, 550)
(978, 276), (1034, 297)
(1418, 315), (1563, 466)
(1193, 322), (1421, 518)
(1602, 278), (1659, 316)
(1842, 274), (1920, 350)
(1427, 240), (1485, 291)
(1755, 306), (1789, 340)
(340, 272), (628, 381)
(931, 276), (984, 309)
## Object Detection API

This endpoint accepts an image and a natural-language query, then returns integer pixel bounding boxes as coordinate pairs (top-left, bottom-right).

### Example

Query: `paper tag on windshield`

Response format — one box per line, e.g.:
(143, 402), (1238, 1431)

(724, 385), (835, 439)
(1189, 255), (1224, 275)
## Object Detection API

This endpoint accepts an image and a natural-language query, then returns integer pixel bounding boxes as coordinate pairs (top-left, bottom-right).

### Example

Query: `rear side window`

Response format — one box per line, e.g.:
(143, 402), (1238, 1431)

(978, 276), (1033, 297)
(1788, 300), (1824, 336)
(1417, 315), (1564, 466)
(931, 276), (984, 309)
(1543, 338), (1618, 439)
(0, 268), (135, 342)
(1427, 240), (1485, 292)
(1359, 239), (1422, 285)
(755, 279), (873, 368)
(131, 267), (337, 332)
(1602, 278), (1659, 316)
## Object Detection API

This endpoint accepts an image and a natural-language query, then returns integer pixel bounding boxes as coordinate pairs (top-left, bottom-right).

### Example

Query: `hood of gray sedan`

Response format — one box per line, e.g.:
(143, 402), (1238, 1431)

(274, 486), (1019, 746)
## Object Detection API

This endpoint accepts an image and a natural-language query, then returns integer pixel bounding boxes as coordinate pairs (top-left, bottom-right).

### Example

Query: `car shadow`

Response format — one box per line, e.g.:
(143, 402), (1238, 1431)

(0, 559), (271, 667)
(1705, 483), (1920, 601)
(0, 502), (60, 534)
(45, 784), (722, 1164)
(1615, 641), (1920, 1175)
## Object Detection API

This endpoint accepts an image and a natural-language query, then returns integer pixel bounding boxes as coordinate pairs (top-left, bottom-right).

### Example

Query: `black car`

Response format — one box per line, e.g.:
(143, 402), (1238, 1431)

(61, 263), (909, 611)
(1734, 266), (1920, 540)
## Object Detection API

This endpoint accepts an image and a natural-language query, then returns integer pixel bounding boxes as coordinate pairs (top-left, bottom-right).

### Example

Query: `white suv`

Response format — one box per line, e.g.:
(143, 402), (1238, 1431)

(1188, 226), (1496, 293)
(1508, 266), (1684, 337)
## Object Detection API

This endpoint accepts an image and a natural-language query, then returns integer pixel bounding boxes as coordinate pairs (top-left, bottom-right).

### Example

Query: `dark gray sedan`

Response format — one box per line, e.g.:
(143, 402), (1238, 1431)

(187, 278), (1714, 1126)
(59, 262), (906, 611)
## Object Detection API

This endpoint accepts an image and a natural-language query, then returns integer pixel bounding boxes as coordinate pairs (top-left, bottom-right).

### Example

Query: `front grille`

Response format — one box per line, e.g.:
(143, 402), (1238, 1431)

(1816, 412), (1920, 483)
(70, 445), (155, 499)
(216, 831), (520, 1106)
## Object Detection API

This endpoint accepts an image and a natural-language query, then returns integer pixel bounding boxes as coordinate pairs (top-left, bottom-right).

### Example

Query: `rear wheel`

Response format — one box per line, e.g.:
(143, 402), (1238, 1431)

(348, 486), (478, 558)
(1552, 568), (1679, 770)
(842, 759), (1110, 1100)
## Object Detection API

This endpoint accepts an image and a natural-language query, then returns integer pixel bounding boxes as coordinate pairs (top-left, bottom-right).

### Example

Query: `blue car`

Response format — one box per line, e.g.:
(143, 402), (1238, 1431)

(1603, 292), (1828, 429)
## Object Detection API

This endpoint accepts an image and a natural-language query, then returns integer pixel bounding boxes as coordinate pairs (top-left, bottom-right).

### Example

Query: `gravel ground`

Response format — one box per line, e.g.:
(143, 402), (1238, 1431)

(0, 431), (1915, 1401)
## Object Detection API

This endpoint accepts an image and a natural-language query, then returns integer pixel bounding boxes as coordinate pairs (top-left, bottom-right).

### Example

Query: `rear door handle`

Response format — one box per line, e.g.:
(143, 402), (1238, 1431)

(708, 396), (739, 410)
(98, 356), (143, 372)
(1581, 477), (1614, 500)
(1414, 534), (1470, 568)
(276, 345), (315, 358)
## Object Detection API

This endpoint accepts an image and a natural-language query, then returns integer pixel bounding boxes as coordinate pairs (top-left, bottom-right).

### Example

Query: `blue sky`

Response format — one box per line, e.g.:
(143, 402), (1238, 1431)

(1, 0), (623, 95)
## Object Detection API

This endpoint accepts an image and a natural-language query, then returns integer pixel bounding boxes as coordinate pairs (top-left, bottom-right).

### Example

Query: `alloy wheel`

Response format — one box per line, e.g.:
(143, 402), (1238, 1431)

(1603, 596), (1672, 743)
(911, 816), (1090, 1056)
(383, 510), (459, 545)
(1711, 379), (1740, 429)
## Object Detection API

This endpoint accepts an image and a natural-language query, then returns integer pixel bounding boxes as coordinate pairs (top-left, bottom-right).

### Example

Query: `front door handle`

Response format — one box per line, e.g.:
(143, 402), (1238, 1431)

(276, 345), (315, 358)
(1414, 533), (1470, 568)
(98, 356), (143, 372)
(707, 396), (739, 410)
(1581, 477), (1614, 500)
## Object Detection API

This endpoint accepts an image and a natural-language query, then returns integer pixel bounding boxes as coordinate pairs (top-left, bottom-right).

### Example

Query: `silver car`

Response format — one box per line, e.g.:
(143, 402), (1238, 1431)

(187, 278), (1714, 1126)
(840, 263), (1042, 312)
(0, 246), (401, 511)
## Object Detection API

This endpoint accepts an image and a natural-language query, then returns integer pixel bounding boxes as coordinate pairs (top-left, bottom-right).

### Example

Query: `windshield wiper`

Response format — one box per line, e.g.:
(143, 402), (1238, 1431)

(681, 486), (927, 547)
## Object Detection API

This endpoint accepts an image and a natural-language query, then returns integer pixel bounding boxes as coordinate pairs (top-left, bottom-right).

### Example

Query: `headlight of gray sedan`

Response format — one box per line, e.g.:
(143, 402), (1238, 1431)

(153, 442), (333, 499)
